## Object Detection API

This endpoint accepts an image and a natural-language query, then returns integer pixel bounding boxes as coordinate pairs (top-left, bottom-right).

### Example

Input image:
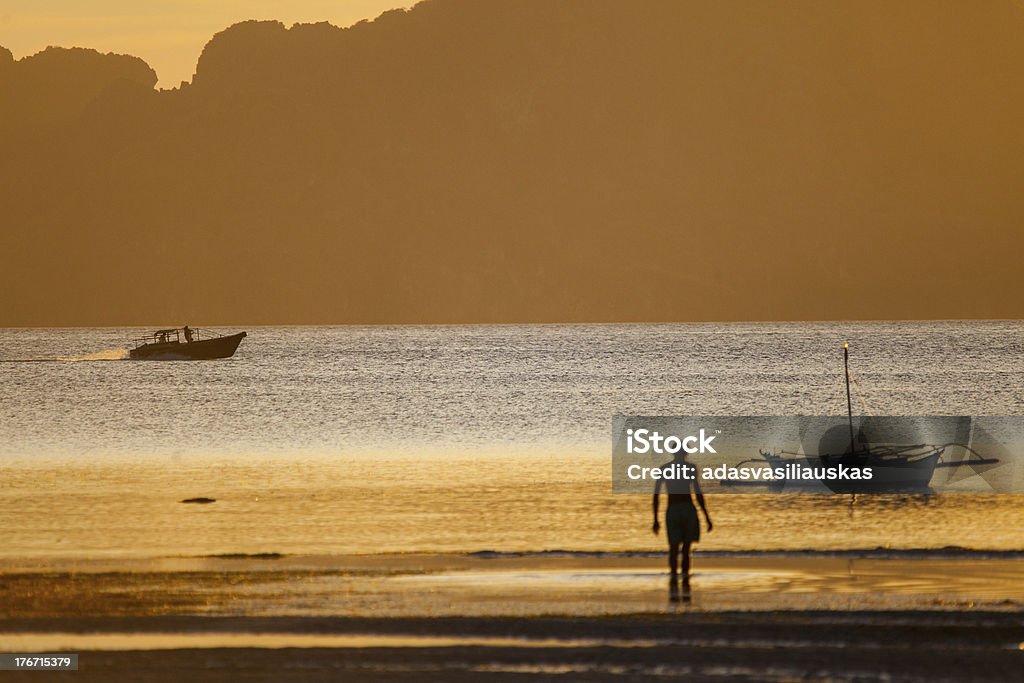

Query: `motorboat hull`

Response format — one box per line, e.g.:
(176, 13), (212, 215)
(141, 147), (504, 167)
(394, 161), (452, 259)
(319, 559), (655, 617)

(129, 332), (246, 360)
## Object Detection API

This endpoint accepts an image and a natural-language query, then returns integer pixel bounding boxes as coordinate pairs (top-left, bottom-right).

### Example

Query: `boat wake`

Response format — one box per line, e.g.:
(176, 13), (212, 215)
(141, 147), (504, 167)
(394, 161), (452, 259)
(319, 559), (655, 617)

(2, 348), (129, 363)
(59, 348), (130, 362)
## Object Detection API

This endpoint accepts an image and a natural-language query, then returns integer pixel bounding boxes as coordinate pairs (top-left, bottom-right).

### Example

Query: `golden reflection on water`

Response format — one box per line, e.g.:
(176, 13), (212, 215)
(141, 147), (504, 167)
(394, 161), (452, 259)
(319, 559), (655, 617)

(1, 454), (1022, 558)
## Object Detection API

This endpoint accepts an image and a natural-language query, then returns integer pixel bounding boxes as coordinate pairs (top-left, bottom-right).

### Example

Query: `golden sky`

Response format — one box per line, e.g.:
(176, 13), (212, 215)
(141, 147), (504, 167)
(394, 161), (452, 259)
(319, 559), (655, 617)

(0, 0), (412, 86)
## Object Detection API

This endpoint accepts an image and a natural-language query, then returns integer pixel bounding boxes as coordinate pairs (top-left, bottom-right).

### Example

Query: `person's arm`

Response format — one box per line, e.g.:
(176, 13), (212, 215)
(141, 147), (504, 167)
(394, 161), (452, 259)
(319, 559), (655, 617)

(652, 477), (662, 535)
(693, 475), (713, 532)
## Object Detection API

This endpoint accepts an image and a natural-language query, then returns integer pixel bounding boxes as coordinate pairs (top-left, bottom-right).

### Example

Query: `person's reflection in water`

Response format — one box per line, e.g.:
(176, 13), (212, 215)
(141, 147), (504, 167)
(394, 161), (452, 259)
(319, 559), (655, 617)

(652, 451), (712, 602)
(668, 577), (692, 605)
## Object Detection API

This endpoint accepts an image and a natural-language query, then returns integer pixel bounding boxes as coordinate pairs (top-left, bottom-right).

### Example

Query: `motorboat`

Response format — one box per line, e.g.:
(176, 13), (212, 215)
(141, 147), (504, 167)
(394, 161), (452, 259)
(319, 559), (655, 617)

(129, 327), (246, 360)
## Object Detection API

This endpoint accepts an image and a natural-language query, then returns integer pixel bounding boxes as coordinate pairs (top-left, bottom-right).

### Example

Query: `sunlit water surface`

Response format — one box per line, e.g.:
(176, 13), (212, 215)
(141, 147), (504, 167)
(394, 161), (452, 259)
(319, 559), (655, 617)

(2, 323), (1023, 558)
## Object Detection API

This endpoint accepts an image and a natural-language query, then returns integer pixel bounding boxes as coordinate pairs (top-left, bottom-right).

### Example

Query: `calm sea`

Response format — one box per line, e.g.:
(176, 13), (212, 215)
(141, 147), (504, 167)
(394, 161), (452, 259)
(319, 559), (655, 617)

(2, 322), (1023, 558)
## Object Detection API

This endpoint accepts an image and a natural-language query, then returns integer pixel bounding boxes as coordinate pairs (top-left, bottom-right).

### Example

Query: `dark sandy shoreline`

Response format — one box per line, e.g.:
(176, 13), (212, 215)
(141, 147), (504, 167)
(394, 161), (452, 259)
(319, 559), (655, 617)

(1, 612), (1022, 682)
(1, 554), (1022, 681)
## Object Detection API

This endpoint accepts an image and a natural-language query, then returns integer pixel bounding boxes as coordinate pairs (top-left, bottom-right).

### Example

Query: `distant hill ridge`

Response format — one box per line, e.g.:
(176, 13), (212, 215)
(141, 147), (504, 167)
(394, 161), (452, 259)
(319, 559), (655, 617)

(2, 0), (1023, 325)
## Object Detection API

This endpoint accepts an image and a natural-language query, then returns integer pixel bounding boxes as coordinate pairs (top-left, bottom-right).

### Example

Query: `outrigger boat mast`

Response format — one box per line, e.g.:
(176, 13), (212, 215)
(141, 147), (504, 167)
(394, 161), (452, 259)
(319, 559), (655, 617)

(844, 342), (856, 455)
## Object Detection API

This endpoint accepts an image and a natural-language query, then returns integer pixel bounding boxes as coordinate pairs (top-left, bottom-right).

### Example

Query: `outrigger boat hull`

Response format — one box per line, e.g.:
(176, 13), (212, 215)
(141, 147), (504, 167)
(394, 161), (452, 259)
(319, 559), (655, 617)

(129, 332), (246, 360)
(725, 449), (943, 493)
(839, 451), (941, 491)
(812, 450), (941, 492)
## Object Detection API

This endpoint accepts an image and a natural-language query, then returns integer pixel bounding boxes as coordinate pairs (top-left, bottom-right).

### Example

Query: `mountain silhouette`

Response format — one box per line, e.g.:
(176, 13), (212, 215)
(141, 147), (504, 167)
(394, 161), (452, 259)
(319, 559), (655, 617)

(2, 0), (1023, 325)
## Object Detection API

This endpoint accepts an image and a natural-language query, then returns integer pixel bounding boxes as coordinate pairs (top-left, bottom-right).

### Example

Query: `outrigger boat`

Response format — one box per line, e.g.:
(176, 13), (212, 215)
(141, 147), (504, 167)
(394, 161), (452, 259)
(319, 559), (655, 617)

(749, 441), (954, 492)
(727, 343), (998, 492)
(129, 327), (246, 360)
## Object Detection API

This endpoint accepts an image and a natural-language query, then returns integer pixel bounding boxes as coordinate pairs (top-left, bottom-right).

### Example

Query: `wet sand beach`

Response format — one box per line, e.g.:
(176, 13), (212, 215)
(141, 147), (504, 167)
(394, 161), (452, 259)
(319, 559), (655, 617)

(3, 611), (1023, 682)
(4, 552), (1024, 617)
(2, 553), (1022, 681)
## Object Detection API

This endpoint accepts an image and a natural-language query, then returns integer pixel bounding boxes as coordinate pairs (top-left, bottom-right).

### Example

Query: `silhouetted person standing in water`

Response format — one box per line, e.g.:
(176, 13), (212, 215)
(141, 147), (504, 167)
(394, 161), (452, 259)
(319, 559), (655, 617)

(652, 452), (712, 596)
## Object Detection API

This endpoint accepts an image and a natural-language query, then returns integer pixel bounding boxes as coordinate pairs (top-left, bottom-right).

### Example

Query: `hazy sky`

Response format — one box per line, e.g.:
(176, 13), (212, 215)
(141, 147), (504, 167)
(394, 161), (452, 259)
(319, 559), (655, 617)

(0, 1), (412, 86)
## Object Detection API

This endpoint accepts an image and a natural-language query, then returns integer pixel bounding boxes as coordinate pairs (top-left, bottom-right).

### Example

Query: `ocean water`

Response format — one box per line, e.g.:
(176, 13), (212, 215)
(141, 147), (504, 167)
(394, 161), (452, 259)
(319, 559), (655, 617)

(1, 322), (1023, 558)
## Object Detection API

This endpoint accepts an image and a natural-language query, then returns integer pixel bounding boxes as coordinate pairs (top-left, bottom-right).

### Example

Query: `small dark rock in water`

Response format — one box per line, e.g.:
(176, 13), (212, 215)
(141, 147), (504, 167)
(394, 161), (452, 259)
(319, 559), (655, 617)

(180, 497), (216, 504)
(206, 553), (284, 560)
